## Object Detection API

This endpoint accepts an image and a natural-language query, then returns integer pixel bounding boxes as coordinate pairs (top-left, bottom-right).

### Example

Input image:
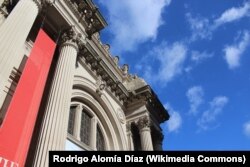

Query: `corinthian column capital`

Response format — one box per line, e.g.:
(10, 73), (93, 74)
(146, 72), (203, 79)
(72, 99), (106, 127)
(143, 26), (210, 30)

(60, 26), (86, 52)
(33, 0), (54, 12)
(137, 116), (151, 130)
(32, 0), (42, 10)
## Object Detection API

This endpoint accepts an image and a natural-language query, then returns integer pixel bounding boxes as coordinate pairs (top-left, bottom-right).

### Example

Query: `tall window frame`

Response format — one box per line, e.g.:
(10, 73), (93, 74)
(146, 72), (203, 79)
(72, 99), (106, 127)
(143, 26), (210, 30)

(67, 105), (77, 135)
(66, 102), (107, 151)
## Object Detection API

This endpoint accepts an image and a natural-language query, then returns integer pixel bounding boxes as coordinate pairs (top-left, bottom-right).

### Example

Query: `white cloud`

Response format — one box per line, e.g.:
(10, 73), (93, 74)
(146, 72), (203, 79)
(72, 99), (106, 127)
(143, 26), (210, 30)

(184, 66), (192, 73)
(185, 13), (212, 41)
(163, 103), (182, 133)
(186, 2), (250, 42)
(224, 31), (250, 69)
(243, 121), (250, 138)
(186, 86), (204, 115)
(214, 2), (250, 27)
(197, 96), (229, 131)
(156, 42), (187, 83)
(191, 50), (214, 63)
(99, 0), (171, 53)
(136, 41), (187, 85)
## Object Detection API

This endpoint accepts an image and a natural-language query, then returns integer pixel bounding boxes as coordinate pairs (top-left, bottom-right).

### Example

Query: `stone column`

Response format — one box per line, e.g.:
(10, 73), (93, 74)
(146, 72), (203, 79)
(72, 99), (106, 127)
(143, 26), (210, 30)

(138, 116), (153, 150)
(126, 123), (134, 150)
(90, 117), (97, 150)
(73, 104), (82, 140)
(0, 0), (41, 109)
(33, 27), (83, 167)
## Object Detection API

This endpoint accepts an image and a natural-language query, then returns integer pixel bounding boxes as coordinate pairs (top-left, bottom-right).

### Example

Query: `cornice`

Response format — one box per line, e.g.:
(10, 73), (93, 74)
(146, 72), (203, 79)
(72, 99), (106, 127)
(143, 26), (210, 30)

(58, 0), (169, 123)
(64, 0), (107, 38)
(78, 42), (169, 124)
(78, 45), (129, 105)
(91, 33), (126, 80)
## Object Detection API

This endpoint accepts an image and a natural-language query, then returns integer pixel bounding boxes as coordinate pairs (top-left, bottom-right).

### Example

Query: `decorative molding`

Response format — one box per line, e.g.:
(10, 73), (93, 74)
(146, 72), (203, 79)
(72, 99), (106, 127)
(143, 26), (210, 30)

(96, 78), (106, 96)
(61, 1), (169, 123)
(79, 45), (129, 104)
(117, 108), (125, 124)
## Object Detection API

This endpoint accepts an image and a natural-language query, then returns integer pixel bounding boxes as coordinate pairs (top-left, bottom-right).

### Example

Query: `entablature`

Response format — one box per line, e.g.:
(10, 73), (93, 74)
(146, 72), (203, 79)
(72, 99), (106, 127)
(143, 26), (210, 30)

(64, 0), (107, 38)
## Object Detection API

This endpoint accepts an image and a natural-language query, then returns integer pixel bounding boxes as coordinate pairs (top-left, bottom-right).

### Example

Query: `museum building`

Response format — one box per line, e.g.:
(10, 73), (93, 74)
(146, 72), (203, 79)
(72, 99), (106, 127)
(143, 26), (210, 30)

(0, 0), (169, 166)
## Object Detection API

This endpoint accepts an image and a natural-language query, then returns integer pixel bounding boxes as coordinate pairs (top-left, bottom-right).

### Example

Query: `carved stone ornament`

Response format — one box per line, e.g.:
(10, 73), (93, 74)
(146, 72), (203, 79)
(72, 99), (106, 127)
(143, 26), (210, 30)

(61, 26), (79, 43)
(93, 32), (101, 43)
(117, 108), (125, 124)
(41, 0), (53, 7)
(103, 44), (110, 53)
(121, 64), (129, 76)
(1, 0), (9, 8)
(60, 26), (86, 50)
(113, 56), (119, 65)
(137, 116), (151, 130)
(66, 0), (105, 37)
(0, 0), (10, 17)
(96, 78), (106, 96)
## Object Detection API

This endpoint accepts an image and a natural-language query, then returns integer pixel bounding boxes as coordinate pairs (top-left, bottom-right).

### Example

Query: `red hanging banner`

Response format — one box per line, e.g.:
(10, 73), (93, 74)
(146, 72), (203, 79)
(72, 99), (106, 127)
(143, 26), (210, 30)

(0, 29), (56, 167)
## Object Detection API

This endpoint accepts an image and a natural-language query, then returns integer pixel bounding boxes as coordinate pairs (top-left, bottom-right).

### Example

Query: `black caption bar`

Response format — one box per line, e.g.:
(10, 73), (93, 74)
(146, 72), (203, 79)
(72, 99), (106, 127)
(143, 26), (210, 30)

(49, 151), (250, 167)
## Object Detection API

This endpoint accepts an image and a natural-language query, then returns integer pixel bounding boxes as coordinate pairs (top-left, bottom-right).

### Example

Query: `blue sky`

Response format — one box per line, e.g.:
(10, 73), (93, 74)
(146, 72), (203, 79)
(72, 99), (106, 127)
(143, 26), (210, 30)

(95, 0), (250, 150)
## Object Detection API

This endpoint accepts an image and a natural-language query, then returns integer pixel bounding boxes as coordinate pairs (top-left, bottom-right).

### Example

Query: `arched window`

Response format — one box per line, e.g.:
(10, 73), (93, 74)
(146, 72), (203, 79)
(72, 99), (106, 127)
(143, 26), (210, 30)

(66, 104), (106, 151)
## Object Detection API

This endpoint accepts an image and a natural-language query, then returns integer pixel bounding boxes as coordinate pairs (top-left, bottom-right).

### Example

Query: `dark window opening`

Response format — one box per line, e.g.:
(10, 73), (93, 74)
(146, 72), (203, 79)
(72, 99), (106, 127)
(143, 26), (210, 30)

(80, 110), (91, 145)
(131, 123), (141, 151)
(96, 125), (105, 151)
(67, 106), (76, 135)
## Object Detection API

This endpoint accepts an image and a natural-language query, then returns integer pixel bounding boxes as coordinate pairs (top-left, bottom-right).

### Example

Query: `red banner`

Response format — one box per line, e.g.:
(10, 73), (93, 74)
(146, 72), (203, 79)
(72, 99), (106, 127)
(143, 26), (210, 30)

(0, 29), (56, 167)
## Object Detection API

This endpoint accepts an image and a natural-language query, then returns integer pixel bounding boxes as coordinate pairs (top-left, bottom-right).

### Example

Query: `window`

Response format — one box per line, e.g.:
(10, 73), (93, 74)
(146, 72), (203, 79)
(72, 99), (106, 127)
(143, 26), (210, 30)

(67, 106), (76, 135)
(67, 104), (106, 150)
(80, 110), (91, 145)
(96, 125), (105, 151)
(131, 123), (141, 151)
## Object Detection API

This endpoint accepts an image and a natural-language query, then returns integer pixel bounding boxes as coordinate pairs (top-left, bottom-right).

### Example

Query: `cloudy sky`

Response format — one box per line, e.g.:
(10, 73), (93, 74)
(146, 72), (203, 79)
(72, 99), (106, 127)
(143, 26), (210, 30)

(95, 0), (250, 150)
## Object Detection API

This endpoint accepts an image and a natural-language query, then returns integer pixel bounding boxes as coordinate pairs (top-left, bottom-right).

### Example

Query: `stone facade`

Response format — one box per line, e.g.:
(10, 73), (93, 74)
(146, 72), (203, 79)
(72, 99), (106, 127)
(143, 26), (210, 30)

(0, 0), (169, 166)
